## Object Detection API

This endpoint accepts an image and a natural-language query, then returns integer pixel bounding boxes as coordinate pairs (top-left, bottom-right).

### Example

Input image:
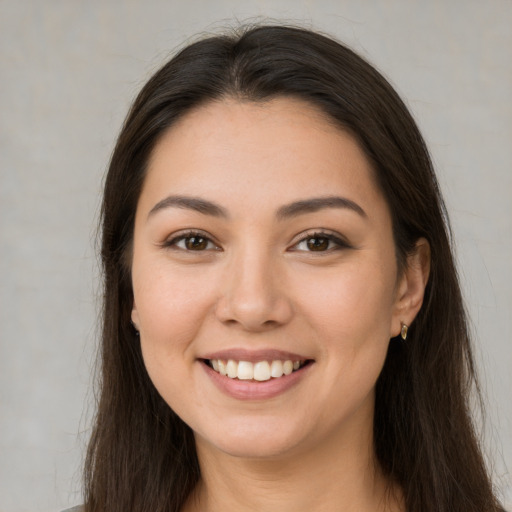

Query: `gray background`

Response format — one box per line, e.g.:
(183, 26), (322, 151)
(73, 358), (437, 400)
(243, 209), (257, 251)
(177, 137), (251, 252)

(1, 1), (511, 510)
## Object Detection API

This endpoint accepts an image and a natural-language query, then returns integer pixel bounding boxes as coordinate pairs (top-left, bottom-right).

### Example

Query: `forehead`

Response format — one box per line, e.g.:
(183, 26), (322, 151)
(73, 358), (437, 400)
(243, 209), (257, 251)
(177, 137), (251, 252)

(140, 97), (387, 219)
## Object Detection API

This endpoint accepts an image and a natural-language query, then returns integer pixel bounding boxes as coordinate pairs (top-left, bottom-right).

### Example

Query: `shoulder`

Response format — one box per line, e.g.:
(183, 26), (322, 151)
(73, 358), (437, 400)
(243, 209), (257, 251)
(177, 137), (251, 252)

(61, 507), (83, 512)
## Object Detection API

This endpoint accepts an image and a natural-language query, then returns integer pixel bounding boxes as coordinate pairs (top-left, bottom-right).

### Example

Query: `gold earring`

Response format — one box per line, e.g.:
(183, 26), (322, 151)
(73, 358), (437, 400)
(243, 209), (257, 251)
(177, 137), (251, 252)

(400, 323), (409, 340)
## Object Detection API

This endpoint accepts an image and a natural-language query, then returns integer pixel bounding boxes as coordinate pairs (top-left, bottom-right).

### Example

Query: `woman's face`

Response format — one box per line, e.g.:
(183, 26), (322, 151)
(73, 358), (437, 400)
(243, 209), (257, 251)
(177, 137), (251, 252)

(131, 97), (413, 459)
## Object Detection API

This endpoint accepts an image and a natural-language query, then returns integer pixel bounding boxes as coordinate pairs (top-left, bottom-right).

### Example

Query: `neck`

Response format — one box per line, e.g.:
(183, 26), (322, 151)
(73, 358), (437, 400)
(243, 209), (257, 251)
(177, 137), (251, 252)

(183, 407), (403, 512)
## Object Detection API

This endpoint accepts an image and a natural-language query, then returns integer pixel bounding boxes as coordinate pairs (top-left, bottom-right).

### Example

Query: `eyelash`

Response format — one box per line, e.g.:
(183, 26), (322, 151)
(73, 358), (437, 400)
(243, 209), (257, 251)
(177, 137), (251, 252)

(162, 230), (351, 253)
(291, 230), (351, 253)
(162, 230), (220, 252)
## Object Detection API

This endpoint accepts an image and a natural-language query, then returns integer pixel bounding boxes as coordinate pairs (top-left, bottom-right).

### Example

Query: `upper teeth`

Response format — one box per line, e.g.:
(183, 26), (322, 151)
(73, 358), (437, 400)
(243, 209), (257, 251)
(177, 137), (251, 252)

(210, 359), (303, 381)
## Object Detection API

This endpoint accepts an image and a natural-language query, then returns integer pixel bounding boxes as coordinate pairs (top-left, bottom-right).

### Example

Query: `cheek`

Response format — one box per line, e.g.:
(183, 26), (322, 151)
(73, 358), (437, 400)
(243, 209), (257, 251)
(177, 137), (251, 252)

(132, 261), (218, 362)
(298, 262), (396, 343)
(295, 259), (396, 400)
(133, 264), (218, 412)
(302, 265), (395, 414)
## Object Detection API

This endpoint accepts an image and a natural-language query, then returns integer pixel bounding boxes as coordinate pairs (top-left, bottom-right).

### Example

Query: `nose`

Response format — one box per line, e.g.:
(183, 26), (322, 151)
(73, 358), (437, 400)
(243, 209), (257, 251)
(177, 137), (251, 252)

(215, 247), (294, 332)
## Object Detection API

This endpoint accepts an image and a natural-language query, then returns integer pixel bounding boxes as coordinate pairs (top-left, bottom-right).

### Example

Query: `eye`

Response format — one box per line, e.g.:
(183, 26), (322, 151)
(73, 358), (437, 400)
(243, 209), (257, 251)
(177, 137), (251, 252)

(292, 231), (349, 252)
(164, 231), (219, 251)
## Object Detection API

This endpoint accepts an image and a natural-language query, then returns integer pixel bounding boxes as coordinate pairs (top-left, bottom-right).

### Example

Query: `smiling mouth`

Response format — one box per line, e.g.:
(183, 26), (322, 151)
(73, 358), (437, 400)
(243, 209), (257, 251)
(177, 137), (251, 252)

(203, 359), (312, 382)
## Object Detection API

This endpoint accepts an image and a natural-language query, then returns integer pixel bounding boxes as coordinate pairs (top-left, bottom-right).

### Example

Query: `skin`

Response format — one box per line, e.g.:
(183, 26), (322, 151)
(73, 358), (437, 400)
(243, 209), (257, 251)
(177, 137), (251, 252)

(130, 97), (430, 512)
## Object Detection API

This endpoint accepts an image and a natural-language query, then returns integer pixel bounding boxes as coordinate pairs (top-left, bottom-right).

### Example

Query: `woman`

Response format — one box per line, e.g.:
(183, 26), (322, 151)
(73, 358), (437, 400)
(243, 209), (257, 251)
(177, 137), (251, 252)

(80, 25), (504, 512)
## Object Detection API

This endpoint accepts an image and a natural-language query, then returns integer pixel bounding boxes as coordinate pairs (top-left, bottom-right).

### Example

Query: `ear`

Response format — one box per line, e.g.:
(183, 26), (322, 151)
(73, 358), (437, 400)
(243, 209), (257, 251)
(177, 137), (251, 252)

(391, 238), (431, 337)
(131, 299), (140, 331)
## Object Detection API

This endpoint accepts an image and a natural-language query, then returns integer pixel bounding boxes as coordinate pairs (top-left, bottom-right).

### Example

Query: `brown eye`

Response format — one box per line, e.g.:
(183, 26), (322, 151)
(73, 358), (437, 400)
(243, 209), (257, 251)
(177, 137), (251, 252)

(166, 232), (218, 251)
(306, 237), (330, 251)
(184, 236), (208, 250)
(292, 232), (350, 253)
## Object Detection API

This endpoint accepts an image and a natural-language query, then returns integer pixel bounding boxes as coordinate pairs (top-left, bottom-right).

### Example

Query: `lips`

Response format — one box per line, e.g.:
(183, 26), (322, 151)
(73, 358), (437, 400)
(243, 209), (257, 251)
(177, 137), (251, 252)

(202, 348), (310, 363)
(199, 349), (314, 399)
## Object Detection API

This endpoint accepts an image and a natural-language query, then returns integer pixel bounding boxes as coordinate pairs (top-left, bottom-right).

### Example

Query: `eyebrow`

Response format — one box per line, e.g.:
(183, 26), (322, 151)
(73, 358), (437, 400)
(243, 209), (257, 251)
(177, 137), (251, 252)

(147, 194), (367, 220)
(148, 195), (229, 219)
(276, 196), (367, 220)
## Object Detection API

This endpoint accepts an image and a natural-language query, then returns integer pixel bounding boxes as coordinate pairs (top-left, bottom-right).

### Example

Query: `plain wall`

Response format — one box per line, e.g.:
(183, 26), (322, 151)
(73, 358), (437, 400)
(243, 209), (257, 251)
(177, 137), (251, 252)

(0, 1), (510, 510)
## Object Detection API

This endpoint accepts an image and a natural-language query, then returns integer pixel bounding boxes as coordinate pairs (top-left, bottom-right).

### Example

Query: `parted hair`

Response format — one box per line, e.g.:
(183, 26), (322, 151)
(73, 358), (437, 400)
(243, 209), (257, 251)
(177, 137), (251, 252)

(84, 25), (502, 512)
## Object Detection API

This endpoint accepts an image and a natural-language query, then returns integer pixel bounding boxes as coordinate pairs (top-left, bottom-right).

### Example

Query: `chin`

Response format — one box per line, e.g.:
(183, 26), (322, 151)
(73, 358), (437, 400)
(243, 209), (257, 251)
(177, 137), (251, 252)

(211, 438), (299, 460)
(195, 419), (306, 460)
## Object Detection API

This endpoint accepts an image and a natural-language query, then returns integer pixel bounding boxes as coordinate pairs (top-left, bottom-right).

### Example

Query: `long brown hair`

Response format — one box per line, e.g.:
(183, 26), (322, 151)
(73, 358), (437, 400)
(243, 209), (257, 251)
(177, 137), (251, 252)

(85, 25), (502, 512)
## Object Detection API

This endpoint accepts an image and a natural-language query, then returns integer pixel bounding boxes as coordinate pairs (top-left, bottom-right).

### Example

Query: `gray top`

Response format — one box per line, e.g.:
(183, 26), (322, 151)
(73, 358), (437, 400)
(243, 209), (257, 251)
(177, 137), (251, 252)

(61, 507), (83, 512)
